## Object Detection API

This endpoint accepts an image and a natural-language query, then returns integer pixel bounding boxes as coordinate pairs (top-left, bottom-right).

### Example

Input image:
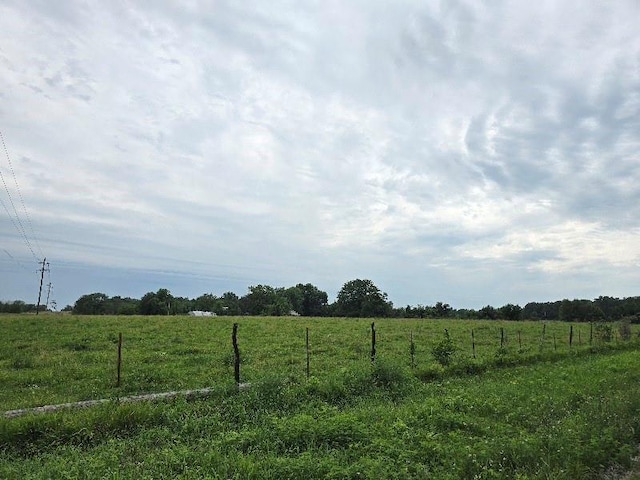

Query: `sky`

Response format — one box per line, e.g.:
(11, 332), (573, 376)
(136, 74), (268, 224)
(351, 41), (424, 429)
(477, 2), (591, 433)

(1, 0), (639, 310)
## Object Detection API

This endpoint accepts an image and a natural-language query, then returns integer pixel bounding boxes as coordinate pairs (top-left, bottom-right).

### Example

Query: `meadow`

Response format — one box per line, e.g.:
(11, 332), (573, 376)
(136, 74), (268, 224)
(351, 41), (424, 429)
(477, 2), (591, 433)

(1, 314), (640, 478)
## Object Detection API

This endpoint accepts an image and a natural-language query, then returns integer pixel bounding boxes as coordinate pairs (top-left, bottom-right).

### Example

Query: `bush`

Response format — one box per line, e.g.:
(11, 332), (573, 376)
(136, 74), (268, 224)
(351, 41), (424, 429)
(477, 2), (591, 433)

(619, 320), (632, 341)
(432, 330), (456, 367)
(370, 360), (411, 391)
(594, 324), (613, 343)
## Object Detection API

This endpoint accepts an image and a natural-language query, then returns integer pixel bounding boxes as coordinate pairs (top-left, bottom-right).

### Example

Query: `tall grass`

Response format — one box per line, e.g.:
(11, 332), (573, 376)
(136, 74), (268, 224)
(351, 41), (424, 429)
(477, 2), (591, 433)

(2, 349), (640, 478)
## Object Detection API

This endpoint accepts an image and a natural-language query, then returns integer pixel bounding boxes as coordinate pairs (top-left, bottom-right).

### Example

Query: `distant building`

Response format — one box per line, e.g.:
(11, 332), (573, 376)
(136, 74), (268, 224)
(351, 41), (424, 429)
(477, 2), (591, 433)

(188, 311), (217, 317)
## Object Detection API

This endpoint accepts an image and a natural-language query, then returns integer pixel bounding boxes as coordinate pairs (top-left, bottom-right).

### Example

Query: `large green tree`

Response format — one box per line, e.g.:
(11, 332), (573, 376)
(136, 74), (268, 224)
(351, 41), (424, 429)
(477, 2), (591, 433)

(239, 285), (292, 316)
(194, 293), (217, 312)
(281, 283), (328, 316)
(335, 279), (392, 317)
(219, 291), (241, 315)
(139, 289), (174, 315)
(498, 304), (522, 321)
(73, 293), (108, 315)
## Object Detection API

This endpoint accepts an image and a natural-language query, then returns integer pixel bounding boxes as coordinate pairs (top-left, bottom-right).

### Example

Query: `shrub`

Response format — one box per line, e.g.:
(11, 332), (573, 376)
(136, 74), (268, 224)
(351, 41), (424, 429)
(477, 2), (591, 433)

(432, 329), (456, 367)
(594, 323), (613, 343)
(619, 320), (632, 341)
(370, 360), (411, 391)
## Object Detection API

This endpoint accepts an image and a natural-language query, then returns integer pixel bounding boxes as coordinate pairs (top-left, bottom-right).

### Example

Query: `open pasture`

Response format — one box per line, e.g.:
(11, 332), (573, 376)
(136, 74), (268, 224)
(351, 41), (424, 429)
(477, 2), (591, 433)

(1, 323), (640, 478)
(0, 314), (635, 412)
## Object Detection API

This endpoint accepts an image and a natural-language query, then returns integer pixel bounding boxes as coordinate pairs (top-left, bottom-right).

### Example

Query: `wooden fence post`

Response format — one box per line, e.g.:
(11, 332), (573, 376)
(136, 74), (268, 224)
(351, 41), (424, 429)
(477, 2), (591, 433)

(306, 327), (310, 379)
(410, 331), (415, 369)
(590, 322), (593, 345)
(471, 329), (476, 359)
(518, 330), (522, 350)
(500, 327), (505, 347)
(116, 332), (123, 388)
(371, 322), (376, 364)
(232, 323), (240, 386)
(569, 325), (573, 348)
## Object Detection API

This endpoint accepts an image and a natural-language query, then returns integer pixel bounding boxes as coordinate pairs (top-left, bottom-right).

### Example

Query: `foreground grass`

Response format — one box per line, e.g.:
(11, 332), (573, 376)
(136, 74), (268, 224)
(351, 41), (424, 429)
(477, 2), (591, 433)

(2, 349), (640, 479)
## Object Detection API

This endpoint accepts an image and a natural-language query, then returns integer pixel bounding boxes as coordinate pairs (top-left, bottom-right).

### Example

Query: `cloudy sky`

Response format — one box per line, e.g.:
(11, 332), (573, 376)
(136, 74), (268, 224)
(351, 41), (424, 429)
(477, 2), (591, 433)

(1, 0), (639, 310)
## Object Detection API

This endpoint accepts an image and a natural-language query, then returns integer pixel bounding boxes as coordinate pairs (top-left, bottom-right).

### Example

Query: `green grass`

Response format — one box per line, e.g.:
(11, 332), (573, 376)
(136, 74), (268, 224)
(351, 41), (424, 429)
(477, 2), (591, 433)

(0, 314), (632, 411)
(1, 315), (640, 478)
(2, 350), (640, 478)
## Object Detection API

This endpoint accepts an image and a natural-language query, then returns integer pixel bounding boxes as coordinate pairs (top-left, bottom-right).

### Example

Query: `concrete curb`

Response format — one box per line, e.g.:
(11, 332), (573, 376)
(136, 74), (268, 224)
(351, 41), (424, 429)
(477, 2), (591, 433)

(3, 384), (251, 419)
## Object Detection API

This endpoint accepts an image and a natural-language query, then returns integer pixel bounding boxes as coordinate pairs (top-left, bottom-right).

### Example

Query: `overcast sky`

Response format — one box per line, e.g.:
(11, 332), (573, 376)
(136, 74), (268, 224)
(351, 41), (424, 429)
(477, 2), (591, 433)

(1, 1), (639, 310)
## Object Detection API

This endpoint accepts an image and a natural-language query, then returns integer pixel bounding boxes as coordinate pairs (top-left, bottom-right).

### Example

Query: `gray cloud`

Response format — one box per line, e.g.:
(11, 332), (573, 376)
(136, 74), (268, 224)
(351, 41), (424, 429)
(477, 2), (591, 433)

(1, 0), (639, 308)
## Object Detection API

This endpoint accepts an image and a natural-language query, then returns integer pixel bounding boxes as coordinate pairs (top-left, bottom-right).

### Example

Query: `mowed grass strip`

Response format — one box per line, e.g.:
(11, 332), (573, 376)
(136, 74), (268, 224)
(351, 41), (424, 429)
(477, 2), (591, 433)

(0, 315), (636, 411)
(1, 348), (640, 479)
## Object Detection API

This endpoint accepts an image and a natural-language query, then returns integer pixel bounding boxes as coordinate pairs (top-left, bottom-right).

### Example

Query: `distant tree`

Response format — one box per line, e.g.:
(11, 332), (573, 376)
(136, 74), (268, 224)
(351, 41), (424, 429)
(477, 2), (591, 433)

(454, 308), (479, 319)
(335, 279), (392, 318)
(219, 291), (241, 315)
(286, 283), (329, 316)
(156, 289), (173, 315)
(498, 304), (522, 321)
(559, 299), (604, 322)
(239, 285), (292, 316)
(593, 296), (624, 321)
(281, 286), (304, 314)
(268, 289), (293, 316)
(139, 289), (174, 315)
(73, 293), (109, 315)
(433, 302), (453, 318)
(194, 293), (218, 312)
(412, 304), (430, 318)
(170, 296), (194, 315)
(0, 300), (28, 313)
(106, 296), (140, 315)
(522, 301), (561, 320)
(478, 305), (498, 320)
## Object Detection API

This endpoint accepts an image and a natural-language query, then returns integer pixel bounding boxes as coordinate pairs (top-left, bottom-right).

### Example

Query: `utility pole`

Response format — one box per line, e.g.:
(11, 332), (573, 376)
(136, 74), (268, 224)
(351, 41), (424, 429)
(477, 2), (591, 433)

(45, 281), (52, 310)
(36, 257), (46, 315)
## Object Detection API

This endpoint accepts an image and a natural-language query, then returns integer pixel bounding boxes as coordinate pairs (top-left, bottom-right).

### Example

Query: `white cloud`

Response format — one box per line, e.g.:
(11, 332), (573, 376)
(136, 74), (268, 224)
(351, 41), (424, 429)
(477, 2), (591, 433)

(1, 0), (640, 308)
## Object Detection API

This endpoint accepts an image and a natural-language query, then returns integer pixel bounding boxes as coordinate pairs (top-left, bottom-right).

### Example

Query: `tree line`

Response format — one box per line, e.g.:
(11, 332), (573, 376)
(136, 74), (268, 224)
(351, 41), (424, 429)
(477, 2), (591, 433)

(3, 279), (639, 321)
(55, 279), (640, 322)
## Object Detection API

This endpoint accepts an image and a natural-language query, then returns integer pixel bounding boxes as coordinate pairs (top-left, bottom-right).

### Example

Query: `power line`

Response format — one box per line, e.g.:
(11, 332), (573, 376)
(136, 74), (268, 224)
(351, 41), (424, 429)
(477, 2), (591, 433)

(0, 193), (34, 258)
(0, 133), (39, 263)
(2, 248), (34, 272)
(0, 130), (43, 258)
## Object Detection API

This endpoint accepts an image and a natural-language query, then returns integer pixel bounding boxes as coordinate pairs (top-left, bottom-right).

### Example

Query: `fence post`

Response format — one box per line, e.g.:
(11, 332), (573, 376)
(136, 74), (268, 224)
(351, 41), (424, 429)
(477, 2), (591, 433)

(553, 334), (557, 351)
(471, 329), (476, 359)
(306, 327), (310, 379)
(518, 330), (522, 350)
(116, 332), (123, 388)
(371, 322), (376, 364)
(500, 327), (505, 348)
(232, 323), (240, 386)
(590, 322), (593, 345)
(569, 325), (573, 348)
(410, 331), (415, 369)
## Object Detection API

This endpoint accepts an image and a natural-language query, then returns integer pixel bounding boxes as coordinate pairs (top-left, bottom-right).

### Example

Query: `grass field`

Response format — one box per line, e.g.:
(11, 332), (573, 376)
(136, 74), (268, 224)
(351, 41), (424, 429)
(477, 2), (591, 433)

(1, 314), (640, 478)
